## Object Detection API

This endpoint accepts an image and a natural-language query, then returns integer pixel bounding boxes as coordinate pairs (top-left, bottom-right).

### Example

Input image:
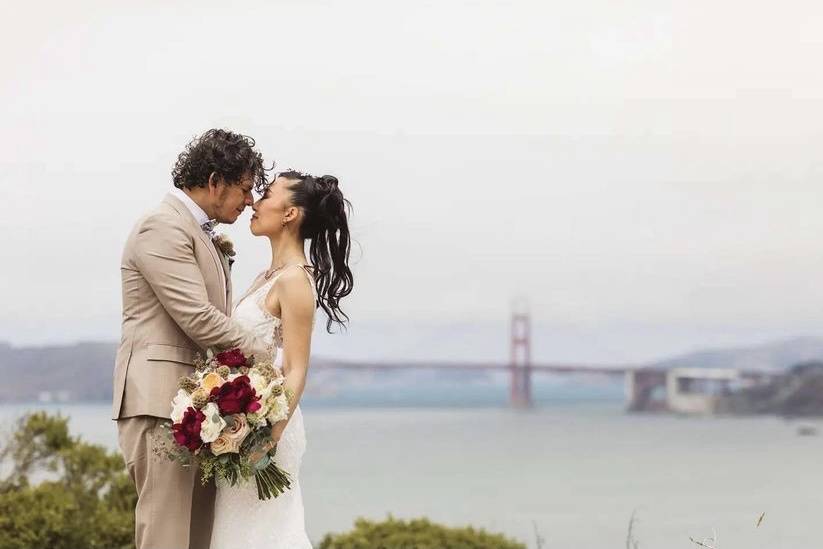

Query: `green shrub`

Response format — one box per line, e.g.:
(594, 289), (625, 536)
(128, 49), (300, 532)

(319, 516), (526, 549)
(0, 412), (135, 549)
(0, 413), (527, 549)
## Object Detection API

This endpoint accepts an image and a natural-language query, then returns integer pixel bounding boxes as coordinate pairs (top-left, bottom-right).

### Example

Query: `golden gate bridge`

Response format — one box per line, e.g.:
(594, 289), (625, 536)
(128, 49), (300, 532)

(311, 305), (633, 408)
(310, 305), (780, 411)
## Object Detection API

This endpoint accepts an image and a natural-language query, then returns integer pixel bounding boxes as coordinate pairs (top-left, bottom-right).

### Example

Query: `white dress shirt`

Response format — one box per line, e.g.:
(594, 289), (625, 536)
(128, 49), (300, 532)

(170, 187), (212, 228)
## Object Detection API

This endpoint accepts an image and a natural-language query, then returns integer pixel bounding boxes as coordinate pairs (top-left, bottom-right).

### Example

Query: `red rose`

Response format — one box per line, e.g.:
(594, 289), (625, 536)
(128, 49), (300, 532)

(215, 349), (248, 368)
(172, 407), (206, 452)
(210, 375), (261, 415)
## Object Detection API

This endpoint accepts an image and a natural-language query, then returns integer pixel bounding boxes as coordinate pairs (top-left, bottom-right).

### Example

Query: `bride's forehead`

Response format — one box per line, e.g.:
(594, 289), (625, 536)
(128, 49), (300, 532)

(261, 179), (280, 195)
(260, 179), (286, 201)
(269, 176), (289, 190)
(269, 176), (301, 194)
(275, 175), (301, 185)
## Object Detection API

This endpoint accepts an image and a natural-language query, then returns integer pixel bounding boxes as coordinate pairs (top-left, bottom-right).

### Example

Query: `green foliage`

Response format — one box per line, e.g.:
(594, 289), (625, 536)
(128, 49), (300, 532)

(319, 516), (527, 549)
(0, 413), (527, 549)
(0, 412), (135, 549)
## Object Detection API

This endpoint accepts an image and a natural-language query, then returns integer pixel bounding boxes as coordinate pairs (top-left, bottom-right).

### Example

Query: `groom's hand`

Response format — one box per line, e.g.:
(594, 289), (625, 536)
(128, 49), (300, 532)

(248, 339), (271, 364)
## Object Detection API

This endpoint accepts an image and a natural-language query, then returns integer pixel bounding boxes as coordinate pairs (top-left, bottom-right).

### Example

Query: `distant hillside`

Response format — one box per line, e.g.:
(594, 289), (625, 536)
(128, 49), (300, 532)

(650, 336), (823, 371)
(0, 341), (116, 402)
(0, 341), (424, 404)
(0, 342), (342, 403)
(2, 336), (823, 403)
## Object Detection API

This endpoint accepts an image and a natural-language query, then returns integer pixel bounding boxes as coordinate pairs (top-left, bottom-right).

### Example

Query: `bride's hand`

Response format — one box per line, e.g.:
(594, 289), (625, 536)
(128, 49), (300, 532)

(248, 438), (277, 468)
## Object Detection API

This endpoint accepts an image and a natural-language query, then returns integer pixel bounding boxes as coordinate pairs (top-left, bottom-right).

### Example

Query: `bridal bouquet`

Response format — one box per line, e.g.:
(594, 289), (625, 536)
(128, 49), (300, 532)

(156, 348), (293, 500)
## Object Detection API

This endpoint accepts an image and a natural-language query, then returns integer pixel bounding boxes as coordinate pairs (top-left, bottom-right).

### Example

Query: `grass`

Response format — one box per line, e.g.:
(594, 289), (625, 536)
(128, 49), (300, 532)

(530, 510), (766, 549)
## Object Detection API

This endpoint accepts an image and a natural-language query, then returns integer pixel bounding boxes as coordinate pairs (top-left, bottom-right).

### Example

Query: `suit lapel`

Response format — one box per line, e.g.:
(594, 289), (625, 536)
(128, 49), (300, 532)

(217, 248), (233, 314)
(162, 194), (228, 313)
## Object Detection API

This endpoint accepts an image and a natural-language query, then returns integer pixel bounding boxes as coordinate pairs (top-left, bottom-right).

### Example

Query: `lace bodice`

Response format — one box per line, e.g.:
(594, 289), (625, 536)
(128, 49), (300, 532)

(229, 264), (316, 471)
(232, 265), (318, 363)
(210, 265), (315, 549)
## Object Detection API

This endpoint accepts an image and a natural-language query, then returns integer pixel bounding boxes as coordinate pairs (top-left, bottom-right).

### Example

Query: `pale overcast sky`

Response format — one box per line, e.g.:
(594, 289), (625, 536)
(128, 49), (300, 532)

(3, 0), (823, 364)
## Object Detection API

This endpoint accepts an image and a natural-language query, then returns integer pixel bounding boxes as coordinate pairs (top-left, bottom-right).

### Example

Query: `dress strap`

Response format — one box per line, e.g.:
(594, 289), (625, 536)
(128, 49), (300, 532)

(294, 265), (319, 304)
(261, 264), (317, 301)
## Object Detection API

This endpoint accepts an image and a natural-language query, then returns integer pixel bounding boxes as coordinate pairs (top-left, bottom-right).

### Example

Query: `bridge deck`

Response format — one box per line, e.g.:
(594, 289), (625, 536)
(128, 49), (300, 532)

(311, 361), (781, 377)
(312, 360), (633, 375)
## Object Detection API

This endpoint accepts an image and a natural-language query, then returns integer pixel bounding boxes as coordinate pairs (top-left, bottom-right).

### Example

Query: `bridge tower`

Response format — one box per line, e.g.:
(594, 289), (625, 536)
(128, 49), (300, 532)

(510, 300), (532, 408)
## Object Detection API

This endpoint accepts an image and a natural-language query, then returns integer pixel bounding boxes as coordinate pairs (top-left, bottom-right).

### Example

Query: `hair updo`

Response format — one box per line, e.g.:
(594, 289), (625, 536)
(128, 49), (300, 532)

(278, 170), (354, 332)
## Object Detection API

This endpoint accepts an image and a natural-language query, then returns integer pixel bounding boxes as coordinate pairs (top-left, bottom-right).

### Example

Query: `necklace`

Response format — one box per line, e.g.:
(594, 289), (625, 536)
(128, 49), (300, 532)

(263, 259), (306, 280)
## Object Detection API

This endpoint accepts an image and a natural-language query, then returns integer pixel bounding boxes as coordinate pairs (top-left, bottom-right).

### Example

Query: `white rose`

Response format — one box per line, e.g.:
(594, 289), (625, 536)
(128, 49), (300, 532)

(248, 372), (277, 416)
(199, 403), (227, 443)
(170, 389), (193, 424)
(248, 371), (270, 396)
(265, 393), (289, 424)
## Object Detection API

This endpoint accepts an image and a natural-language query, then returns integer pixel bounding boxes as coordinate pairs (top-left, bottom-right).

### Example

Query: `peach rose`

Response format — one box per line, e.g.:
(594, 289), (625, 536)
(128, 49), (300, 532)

(210, 414), (250, 455)
(224, 414), (251, 444)
(201, 372), (225, 393)
(210, 434), (240, 455)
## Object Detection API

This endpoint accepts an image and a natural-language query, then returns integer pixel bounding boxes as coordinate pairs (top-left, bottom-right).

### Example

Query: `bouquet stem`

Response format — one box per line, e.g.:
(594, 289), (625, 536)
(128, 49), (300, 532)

(254, 461), (291, 500)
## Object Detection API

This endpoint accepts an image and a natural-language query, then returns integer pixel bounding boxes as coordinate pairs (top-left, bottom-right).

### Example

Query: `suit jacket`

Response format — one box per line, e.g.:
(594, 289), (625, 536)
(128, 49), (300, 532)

(113, 193), (265, 419)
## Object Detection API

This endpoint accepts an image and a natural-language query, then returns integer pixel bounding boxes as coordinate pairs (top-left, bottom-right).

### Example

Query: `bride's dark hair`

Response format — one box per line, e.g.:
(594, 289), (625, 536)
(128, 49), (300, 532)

(278, 170), (354, 332)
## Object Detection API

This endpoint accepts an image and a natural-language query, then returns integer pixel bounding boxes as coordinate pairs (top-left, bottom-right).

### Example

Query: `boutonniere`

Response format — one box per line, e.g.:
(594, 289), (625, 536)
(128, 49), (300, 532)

(212, 233), (236, 267)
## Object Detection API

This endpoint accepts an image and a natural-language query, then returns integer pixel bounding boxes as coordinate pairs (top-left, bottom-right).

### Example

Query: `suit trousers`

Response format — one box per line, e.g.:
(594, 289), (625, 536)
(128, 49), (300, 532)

(117, 416), (216, 549)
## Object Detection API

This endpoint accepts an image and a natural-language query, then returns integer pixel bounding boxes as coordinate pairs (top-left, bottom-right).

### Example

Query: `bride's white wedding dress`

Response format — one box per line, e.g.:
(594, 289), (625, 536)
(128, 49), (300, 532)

(210, 265), (315, 549)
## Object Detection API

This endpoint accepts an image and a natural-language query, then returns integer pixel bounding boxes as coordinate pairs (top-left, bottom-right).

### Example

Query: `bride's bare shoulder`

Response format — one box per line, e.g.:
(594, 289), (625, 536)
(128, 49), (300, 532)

(268, 268), (315, 317)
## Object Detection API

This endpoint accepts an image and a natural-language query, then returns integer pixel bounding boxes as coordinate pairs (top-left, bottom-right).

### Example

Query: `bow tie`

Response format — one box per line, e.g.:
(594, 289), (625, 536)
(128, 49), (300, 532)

(201, 220), (217, 237)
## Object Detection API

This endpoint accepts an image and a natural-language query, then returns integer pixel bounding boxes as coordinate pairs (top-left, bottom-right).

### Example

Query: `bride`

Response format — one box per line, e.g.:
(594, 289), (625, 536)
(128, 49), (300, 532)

(209, 171), (353, 549)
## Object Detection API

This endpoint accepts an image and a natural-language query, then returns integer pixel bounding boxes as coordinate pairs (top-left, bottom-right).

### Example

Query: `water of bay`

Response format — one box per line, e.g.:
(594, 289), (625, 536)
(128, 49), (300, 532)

(2, 401), (821, 548)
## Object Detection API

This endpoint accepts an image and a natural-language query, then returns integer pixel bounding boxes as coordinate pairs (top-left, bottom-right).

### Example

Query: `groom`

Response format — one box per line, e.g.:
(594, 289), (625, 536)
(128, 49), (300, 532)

(113, 129), (270, 549)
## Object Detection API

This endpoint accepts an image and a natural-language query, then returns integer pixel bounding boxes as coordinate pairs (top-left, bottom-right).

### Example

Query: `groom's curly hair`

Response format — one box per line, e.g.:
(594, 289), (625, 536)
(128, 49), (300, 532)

(172, 129), (271, 192)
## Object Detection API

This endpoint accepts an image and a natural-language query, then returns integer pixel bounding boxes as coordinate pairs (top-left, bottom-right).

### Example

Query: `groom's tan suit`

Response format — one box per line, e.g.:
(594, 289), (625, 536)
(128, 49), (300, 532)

(114, 193), (266, 549)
